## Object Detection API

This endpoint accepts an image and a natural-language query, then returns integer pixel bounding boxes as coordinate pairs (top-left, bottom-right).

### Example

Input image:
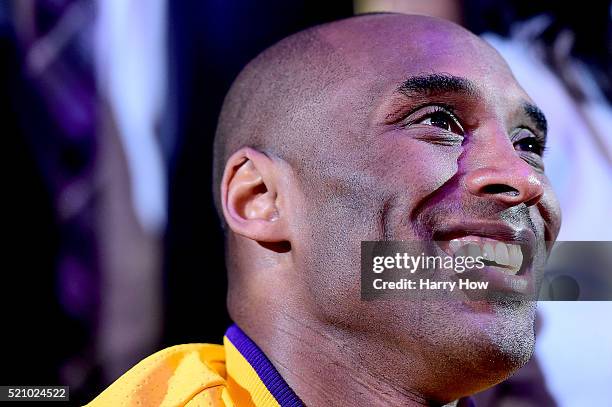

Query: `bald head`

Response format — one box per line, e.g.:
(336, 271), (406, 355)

(213, 22), (342, 218)
(213, 13), (508, 218)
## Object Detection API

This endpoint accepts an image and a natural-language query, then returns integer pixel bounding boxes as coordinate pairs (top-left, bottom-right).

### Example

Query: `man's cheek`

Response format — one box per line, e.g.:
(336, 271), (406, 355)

(380, 144), (461, 198)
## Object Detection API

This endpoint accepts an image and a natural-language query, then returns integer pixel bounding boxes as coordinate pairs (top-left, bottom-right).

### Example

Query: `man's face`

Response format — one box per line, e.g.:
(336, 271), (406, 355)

(285, 16), (561, 384)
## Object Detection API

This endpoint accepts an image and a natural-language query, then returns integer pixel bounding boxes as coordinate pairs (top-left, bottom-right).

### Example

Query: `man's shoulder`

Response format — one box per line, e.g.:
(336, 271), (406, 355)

(86, 343), (228, 406)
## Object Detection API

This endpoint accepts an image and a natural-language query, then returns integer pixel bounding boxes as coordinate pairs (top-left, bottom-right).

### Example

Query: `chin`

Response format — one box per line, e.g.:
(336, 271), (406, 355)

(461, 299), (537, 382)
(413, 299), (537, 388)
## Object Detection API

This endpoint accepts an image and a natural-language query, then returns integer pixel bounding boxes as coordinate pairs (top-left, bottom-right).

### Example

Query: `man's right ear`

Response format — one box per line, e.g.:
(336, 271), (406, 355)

(221, 147), (289, 242)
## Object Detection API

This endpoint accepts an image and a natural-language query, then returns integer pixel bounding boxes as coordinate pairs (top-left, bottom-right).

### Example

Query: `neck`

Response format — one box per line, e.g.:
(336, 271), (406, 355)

(240, 311), (470, 407)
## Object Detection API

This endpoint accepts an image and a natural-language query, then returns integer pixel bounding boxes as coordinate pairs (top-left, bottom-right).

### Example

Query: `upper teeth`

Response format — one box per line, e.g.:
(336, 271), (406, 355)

(445, 236), (523, 275)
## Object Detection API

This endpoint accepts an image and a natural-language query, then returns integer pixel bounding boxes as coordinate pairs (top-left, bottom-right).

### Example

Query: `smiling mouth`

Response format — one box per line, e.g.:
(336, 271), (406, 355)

(437, 236), (524, 275)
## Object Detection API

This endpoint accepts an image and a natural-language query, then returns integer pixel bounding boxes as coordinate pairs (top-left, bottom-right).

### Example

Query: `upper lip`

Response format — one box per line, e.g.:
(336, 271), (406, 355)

(432, 221), (536, 251)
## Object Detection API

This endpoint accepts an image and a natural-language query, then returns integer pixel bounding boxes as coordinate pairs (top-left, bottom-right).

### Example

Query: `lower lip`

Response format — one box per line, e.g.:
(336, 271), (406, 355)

(454, 265), (535, 298)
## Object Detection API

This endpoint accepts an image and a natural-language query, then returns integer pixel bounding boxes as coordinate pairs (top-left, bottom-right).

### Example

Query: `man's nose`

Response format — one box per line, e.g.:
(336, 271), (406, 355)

(464, 148), (544, 208)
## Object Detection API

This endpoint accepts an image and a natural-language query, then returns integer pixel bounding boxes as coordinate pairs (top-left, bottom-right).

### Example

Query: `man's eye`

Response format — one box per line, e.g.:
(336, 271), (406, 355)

(514, 136), (545, 156)
(416, 110), (464, 135)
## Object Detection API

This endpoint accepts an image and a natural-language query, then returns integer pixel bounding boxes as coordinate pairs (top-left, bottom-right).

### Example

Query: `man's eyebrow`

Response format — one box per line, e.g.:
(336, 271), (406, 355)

(397, 73), (478, 97)
(395, 74), (548, 136)
(522, 102), (548, 135)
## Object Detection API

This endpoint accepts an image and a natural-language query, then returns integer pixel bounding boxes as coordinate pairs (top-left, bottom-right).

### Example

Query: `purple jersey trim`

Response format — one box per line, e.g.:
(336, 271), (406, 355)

(225, 324), (304, 407)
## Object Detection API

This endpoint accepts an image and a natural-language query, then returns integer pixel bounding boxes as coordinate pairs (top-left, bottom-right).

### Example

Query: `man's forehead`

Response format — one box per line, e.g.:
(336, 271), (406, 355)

(317, 14), (520, 96)
(307, 14), (538, 132)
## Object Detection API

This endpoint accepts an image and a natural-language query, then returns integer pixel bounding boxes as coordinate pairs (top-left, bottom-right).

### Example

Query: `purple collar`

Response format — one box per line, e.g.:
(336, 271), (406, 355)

(225, 324), (304, 406)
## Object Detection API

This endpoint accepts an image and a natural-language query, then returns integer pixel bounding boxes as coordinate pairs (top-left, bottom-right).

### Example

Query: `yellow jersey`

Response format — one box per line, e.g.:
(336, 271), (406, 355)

(86, 324), (303, 407)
